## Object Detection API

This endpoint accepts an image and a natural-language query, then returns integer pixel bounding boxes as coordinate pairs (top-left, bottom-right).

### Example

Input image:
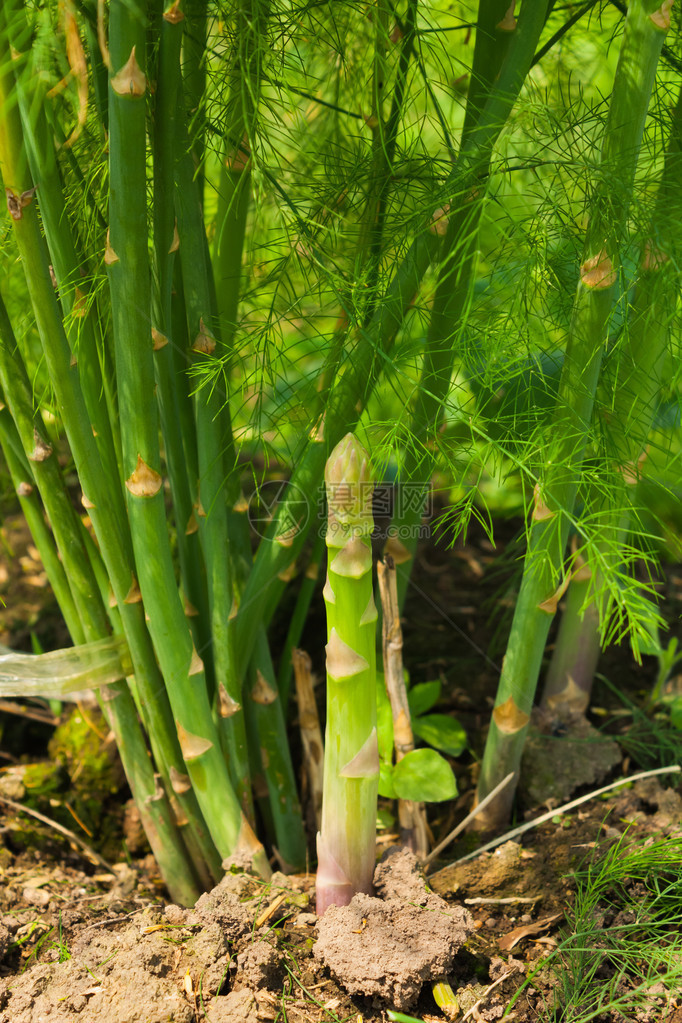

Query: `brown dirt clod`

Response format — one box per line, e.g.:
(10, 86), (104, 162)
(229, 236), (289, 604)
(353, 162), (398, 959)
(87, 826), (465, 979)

(314, 848), (474, 1010)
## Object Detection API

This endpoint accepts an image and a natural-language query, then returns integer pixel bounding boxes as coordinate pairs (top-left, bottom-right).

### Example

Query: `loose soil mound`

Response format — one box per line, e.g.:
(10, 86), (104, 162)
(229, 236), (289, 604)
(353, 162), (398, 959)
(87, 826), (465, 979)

(315, 848), (473, 1009)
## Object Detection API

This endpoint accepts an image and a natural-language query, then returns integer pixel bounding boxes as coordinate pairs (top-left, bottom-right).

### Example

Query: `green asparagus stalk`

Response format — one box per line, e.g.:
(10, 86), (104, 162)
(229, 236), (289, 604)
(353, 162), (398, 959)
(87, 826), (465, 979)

(243, 639), (306, 871)
(385, 0), (551, 607)
(227, 505), (308, 869)
(150, 0), (212, 666)
(0, 409), (83, 645)
(0, 298), (101, 629)
(542, 81), (682, 712)
(0, 293), (203, 904)
(317, 434), (379, 915)
(314, 0), (419, 416)
(174, 45), (305, 868)
(182, 0), (207, 199)
(0, 61), (224, 886)
(475, 0), (671, 828)
(461, 0), (518, 146)
(235, 0), (552, 668)
(6, 26), (122, 488)
(176, 99), (306, 863)
(212, 0), (266, 356)
(1, 0), (243, 883)
(236, 222), (440, 674)
(208, 3), (307, 857)
(541, 561), (599, 715)
(174, 127), (253, 814)
(106, 0), (268, 874)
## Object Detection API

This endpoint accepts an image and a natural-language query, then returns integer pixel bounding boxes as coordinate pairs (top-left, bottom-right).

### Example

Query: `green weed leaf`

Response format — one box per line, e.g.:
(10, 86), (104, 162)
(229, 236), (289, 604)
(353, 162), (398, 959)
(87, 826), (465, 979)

(412, 714), (466, 757)
(407, 680), (441, 717)
(392, 749), (457, 802)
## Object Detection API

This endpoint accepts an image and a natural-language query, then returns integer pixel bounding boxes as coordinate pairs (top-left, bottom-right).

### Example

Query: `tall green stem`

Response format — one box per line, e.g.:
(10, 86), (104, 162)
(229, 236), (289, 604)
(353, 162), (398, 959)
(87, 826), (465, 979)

(0, 291), (201, 905)
(6, 10), (121, 484)
(236, 221), (439, 673)
(316, 0), (418, 407)
(542, 81), (682, 713)
(228, 508), (307, 870)
(182, 0), (207, 197)
(541, 565), (600, 714)
(475, 0), (670, 828)
(461, 0), (517, 145)
(106, 0), (267, 873)
(385, 0), (551, 605)
(212, 0), (267, 356)
(151, 0), (212, 665)
(0, 409), (83, 644)
(236, 0), (551, 667)
(174, 133), (253, 816)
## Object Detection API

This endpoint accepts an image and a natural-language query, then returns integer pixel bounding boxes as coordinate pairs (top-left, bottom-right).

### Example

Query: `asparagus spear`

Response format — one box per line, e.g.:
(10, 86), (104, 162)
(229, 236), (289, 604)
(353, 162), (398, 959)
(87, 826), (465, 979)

(316, 434), (379, 915)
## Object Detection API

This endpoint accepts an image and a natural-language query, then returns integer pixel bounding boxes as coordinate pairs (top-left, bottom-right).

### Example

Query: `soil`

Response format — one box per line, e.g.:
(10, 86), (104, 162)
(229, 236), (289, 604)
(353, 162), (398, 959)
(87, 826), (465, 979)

(0, 781), (681, 1023)
(1, 507), (682, 1022)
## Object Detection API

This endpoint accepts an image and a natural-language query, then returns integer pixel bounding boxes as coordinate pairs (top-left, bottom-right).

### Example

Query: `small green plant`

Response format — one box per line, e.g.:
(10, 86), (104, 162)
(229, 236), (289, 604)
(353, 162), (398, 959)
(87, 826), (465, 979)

(51, 913), (70, 965)
(599, 675), (682, 771)
(476, 0), (677, 827)
(645, 630), (682, 720)
(14, 915), (70, 971)
(376, 672), (463, 804)
(9, 919), (49, 958)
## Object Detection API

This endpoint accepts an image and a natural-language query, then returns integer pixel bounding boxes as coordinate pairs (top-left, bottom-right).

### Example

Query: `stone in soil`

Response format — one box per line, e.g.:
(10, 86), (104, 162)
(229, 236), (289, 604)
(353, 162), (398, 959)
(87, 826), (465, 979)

(314, 847), (473, 1010)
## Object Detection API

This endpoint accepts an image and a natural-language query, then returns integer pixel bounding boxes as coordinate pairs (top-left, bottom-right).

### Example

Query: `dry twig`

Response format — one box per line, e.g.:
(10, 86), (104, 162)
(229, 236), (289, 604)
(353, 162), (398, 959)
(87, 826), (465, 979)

(377, 555), (429, 857)
(292, 648), (324, 832)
